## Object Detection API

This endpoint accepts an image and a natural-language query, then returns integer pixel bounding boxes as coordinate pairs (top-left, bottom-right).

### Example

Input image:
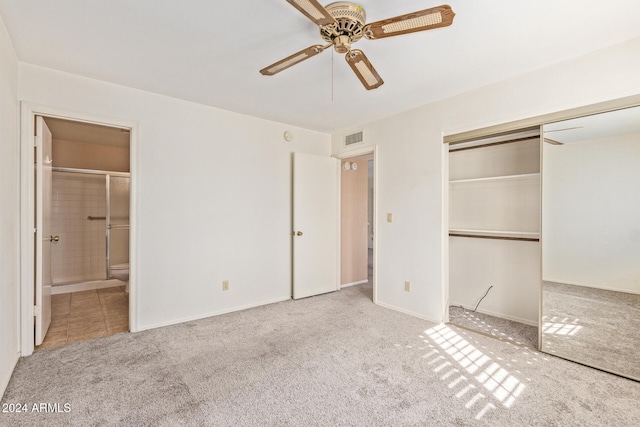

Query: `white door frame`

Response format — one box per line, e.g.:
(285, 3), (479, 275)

(19, 102), (139, 356)
(334, 145), (378, 304)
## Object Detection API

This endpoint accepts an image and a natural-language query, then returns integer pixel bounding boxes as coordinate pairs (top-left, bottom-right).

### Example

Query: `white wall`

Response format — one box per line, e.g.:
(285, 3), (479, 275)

(332, 37), (640, 322)
(0, 16), (19, 398)
(543, 133), (640, 293)
(19, 63), (331, 331)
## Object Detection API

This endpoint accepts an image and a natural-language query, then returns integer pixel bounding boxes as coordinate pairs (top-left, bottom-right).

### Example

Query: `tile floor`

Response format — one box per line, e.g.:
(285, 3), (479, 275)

(37, 286), (129, 350)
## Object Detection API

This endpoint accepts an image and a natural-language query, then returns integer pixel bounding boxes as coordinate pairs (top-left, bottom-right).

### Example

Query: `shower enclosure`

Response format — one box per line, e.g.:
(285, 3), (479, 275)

(51, 168), (130, 286)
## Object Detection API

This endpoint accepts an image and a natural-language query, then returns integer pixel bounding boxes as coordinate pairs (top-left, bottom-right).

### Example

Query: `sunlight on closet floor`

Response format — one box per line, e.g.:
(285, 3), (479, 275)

(37, 287), (129, 350)
(448, 306), (538, 349)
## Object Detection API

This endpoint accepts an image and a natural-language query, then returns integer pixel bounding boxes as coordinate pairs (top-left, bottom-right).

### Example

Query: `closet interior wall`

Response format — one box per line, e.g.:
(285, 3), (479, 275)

(448, 128), (541, 326)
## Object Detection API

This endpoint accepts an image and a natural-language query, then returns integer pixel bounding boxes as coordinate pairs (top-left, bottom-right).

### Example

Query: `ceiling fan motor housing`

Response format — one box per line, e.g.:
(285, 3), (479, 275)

(320, 2), (367, 47)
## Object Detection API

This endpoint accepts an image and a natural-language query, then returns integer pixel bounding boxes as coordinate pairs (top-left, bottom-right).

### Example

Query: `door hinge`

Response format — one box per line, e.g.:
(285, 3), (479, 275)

(34, 135), (41, 147)
(34, 304), (41, 317)
(34, 227), (37, 234)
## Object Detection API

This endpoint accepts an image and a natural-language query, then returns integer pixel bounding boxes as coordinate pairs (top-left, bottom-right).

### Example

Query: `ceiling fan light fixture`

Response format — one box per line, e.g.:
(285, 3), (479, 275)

(261, 3), (455, 89)
(320, 2), (367, 42)
(326, 2), (366, 22)
(333, 35), (351, 53)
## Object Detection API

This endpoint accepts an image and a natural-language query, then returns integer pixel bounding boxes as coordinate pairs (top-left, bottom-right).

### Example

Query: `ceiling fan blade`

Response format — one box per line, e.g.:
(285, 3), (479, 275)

(363, 4), (455, 40)
(285, 0), (337, 27)
(260, 45), (327, 76)
(345, 50), (384, 90)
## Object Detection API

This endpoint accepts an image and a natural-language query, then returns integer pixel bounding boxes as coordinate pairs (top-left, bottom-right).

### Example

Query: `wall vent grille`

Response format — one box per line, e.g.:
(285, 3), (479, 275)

(344, 130), (364, 146)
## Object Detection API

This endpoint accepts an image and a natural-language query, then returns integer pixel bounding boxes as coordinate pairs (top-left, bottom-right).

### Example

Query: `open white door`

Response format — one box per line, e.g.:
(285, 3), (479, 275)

(35, 116), (53, 345)
(292, 153), (339, 299)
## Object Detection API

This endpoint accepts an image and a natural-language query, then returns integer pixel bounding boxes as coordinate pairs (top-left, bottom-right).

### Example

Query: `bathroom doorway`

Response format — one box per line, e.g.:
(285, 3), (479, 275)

(35, 116), (131, 350)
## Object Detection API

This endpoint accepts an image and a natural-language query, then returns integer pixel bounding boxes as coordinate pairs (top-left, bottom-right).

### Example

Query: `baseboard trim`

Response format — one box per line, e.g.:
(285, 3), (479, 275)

(543, 278), (640, 296)
(340, 280), (368, 289)
(449, 301), (537, 326)
(375, 301), (440, 324)
(137, 296), (292, 332)
(0, 351), (20, 400)
(52, 279), (124, 295)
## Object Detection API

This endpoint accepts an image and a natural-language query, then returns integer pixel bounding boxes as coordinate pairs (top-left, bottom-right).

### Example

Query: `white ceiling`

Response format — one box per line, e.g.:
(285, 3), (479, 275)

(1, 0), (639, 134)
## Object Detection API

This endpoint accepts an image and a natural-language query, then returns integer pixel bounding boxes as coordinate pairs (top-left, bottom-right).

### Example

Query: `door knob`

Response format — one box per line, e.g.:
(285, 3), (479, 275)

(49, 235), (59, 242)
(296, 231), (303, 236)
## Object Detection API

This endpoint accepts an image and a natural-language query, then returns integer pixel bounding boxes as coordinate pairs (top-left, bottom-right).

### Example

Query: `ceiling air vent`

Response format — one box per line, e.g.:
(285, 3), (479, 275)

(344, 130), (364, 146)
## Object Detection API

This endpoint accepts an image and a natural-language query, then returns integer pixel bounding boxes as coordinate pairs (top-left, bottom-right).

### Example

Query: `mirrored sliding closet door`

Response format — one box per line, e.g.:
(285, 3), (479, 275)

(541, 105), (640, 380)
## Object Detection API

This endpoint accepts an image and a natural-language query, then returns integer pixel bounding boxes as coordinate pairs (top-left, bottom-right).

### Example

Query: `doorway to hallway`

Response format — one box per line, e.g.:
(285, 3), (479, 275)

(339, 152), (375, 300)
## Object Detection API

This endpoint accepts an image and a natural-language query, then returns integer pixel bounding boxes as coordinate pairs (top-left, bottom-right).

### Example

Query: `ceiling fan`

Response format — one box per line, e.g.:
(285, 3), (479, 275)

(260, 1), (456, 90)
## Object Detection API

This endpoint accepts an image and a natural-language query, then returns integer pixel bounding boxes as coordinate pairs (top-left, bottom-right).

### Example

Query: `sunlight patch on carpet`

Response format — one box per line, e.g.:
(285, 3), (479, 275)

(423, 324), (526, 419)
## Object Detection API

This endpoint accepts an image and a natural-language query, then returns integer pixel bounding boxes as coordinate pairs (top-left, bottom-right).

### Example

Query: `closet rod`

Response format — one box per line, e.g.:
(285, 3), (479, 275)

(449, 135), (540, 153)
(449, 233), (539, 242)
(53, 167), (130, 177)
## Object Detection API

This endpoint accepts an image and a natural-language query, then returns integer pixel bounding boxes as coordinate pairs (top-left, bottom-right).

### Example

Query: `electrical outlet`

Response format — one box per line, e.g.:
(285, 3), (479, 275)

(222, 280), (229, 291)
(404, 281), (411, 292)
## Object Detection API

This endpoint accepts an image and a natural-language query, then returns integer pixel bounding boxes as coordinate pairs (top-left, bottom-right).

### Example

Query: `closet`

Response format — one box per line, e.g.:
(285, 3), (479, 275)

(448, 128), (541, 329)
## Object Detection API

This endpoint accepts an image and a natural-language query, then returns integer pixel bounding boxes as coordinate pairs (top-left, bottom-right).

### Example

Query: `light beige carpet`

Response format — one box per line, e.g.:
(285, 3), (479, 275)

(2, 283), (639, 426)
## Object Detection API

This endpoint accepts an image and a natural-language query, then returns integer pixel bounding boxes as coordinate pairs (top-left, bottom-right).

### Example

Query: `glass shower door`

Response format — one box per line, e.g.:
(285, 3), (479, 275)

(51, 171), (107, 284)
(108, 175), (130, 273)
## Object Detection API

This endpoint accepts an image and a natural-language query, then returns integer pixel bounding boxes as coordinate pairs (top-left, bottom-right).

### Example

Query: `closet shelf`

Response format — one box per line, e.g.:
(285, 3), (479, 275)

(449, 228), (540, 241)
(449, 172), (539, 184)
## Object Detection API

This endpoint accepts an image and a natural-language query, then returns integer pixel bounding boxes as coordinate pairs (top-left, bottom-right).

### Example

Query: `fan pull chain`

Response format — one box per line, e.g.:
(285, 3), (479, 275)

(331, 48), (334, 102)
